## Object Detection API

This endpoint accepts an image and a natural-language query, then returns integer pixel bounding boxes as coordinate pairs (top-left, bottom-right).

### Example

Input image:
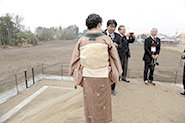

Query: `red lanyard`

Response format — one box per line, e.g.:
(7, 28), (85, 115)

(152, 40), (156, 47)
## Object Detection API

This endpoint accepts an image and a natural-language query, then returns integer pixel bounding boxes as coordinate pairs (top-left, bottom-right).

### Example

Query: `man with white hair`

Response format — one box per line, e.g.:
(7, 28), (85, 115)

(143, 28), (161, 85)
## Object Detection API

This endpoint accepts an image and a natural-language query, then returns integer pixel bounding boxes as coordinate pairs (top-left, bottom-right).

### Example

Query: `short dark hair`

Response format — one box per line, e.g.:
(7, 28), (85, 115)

(107, 19), (117, 27)
(118, 25), (125, 30)
(86, 14), (102, 29)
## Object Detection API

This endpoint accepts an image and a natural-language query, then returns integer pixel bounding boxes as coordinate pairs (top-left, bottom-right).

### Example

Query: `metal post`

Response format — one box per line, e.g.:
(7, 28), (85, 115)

(24, 70), (28, 89)
(61, 65), (63, 80)
(42, 63), (44, 79)
(32, 68), (35, 84)
(174, 71), (178, 85)
(15, 74), (19, 94)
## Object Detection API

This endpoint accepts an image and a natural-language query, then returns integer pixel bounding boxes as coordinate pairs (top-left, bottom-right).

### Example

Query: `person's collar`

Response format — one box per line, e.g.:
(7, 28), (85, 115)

(106, 30), (113, 36)
(119, 32), (124, 37)
(151, 35), (156, 40)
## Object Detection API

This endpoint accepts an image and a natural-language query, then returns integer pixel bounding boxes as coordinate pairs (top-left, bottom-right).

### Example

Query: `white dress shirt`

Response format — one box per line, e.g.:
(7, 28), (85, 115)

(151, 35), (157, 40)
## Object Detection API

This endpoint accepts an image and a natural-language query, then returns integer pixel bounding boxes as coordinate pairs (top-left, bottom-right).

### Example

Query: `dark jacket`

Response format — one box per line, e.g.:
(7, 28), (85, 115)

(143, 36), (161, 63)
(102, 29), (122, 49)
(118, 35), (135, 59)
(182, 49), (185, 59)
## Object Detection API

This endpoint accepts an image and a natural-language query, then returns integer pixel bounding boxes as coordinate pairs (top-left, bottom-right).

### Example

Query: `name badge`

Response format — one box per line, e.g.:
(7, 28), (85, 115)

(151, 46), (156, 52)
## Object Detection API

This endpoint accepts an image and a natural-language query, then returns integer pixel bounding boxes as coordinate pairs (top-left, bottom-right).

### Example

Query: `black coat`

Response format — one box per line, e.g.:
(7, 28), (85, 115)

(118, 35), (135, 59)
(182, 49), (185, 59)
(102, 29), (122, 49)
(143, 36), (161, 63)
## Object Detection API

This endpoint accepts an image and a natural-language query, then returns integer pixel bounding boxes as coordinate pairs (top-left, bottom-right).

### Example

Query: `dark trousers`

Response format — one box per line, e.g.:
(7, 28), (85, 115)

(144, 62), (155, 81)
(121, 55), (128, 80)
(183, 65), (185, 90)
(111, 83), (116, 91)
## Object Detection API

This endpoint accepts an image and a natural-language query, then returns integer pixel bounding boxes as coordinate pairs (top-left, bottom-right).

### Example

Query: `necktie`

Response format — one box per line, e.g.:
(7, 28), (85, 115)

(154, 37), (156, 42)
(109, 34), (115, 40)
(109, 34), (111, 39)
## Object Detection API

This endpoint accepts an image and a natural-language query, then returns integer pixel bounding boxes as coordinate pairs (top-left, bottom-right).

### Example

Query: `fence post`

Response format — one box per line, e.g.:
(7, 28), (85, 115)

(24, 70), (28, 89)
(61, 65), (63, 80)
(15, 74), (19, 94)
(174, 71), (178, 85)
(42, 63), (44, 79)
(32, 68), (35, 85)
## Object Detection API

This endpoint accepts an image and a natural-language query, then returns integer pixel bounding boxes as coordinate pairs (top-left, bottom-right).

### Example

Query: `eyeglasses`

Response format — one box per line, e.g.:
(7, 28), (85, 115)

(108, 25), (116, 29)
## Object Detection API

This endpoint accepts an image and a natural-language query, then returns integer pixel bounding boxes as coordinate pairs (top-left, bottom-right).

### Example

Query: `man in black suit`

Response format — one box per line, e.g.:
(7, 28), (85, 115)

(143, 28), (161, 85)
(103, 19), (122, 95)
(181, 49), (185, 95)
(118, 25), (135, 83)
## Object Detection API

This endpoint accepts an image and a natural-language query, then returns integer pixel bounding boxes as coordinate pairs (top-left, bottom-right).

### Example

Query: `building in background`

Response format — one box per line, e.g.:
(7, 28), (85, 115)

(161, 38), (175, 45)
(176, 33), (185, 45)
(136, 33), (176, 46)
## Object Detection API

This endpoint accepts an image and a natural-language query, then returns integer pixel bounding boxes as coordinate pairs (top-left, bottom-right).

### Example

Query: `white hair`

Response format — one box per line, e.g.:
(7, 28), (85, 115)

(151, 28), (158, 32)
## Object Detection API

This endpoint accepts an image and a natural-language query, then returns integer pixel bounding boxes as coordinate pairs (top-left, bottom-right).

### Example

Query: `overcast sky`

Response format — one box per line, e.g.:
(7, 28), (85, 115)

(0, 0), (185, 35)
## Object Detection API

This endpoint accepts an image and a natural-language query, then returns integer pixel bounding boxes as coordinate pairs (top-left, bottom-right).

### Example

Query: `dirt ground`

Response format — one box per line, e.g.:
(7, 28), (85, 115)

(163, 46), (184, 53)
(0, 40), (76, 93)
(1, 79), (185, 123)
(0, 40), (185, 94)
(0, 40), (76, 78)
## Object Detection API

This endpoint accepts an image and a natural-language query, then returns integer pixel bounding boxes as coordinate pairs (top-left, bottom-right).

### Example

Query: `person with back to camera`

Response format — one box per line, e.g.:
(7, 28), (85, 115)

(69, 13), (122, 123)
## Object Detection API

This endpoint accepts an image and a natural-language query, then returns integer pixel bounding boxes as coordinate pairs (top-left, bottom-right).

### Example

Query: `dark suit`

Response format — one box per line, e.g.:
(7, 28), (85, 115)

(143, 36), (160, 81)
(118, 35), (135, 59)
(118, 35), (135, 80)
(183, 49), (185, 90)
(103, 29), (122, 91)
(103, 29), (122, 49)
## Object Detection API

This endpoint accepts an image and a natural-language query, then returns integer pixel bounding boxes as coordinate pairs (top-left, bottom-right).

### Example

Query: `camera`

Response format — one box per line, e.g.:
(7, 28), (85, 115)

(150, 59), (159, 66)
(156, 62), (159, 66)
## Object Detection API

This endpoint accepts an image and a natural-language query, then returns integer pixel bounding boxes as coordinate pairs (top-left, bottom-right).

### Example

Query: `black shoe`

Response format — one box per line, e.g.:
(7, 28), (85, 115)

(111, 90), (117, 95)
(180, 92), (185, 95)
(122, 79), (130, 83)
